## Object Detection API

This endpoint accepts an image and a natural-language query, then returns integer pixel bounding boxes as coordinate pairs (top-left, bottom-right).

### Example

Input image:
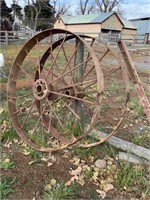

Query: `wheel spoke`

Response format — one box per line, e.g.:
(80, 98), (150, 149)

(61, 99), (80, 120)
(45, 33), (68, 81)
(35, 38), (42, 78)
(20, 99), (36, 129)
(49, 57), (92, 85)
(11, 92), (32, 99)
(81, 49), (110, 81)
(60, 79), (96, 91)
(61, 45), (73, 78)
(48, 90), (95, 105)
(46, 99), (64, 129)
(17, 64), (34, 84)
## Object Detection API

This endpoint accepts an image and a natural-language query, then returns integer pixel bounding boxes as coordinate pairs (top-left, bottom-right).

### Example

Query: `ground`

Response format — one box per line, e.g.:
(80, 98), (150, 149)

(0, 42), (150, 200)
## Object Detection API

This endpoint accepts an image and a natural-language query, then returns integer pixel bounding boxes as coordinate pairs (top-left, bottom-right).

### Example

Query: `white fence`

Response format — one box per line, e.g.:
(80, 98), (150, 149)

(0, 30), (37, 45)
(0, 30), (149, 45)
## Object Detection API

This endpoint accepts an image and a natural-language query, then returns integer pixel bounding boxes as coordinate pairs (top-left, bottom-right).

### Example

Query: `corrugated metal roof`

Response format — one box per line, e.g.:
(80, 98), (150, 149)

(60, 13), (99, 24)
(60, 12), (136, 29)
(130, 19), (150, 34)
(91, 12), (114, 23)
(60, 15), (72, 24)
(121, 19), (137, 29)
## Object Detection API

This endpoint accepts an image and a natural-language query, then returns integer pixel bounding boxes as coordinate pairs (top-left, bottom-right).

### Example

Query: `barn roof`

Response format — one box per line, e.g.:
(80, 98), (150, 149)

(60, 13), (99, 24)
(60, 12), (114, 25)
(59, 12), (137, 29)
(121, 19), (137, 29)
(130, 17), (150, 34)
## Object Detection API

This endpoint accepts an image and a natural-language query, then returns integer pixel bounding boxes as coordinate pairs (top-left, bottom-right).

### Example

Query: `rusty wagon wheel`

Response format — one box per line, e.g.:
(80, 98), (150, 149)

(7, 29), (104, 152)
(78, 39), (130, 148)
(43, 37), (131, 148)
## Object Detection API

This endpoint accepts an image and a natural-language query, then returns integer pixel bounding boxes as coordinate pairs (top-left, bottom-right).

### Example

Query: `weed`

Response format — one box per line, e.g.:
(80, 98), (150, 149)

(0, 154), (15, 170)
(132, 133), (150, 149)
(129, 97), (144, 117)
(41, 180), (78, 200)
(22, 146), (44, 163)
(87, 188), (101, 199)
(115, 162), (150, 197)
(0, 105), (19, 142)
(0, 177), (16, 199)
(85, 166), (93, 178)
(72, 146), (97, 160)
(1, 128), (19, 142)
(109, 82), (120, 90)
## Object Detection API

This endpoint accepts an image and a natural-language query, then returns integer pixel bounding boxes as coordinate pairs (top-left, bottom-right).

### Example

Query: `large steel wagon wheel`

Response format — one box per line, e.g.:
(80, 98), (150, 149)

(40, 37), (130, 148)
(80, 39), (130, 147)
(7, 29), (104, 152)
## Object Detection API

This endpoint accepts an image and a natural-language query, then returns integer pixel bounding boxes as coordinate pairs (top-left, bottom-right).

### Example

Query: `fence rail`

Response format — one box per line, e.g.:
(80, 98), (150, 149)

(0, 30), (36, 45)
(0, 30), (149, 45)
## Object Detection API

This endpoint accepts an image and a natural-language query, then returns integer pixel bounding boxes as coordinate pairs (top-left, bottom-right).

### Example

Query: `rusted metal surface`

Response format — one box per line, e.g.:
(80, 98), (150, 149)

(118, 40), (150, 121)
(7, 29), (133, 152)
(7, 29), (104, 151)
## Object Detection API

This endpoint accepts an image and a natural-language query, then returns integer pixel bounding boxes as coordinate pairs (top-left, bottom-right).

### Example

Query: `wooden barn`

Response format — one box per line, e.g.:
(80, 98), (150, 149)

(54, 12), (137, 42)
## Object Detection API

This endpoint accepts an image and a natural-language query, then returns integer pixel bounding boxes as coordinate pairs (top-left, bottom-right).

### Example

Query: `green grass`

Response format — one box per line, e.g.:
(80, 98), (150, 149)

(132, 133), (150, 149)
(73, 143), (118, 161)
(0, 154), (15, 170)
(22, 146), (45, 164)
(129, 97), (144, 117)
(0, 104), (19, 142)
(0, 177), (16, 199)
(87, 188), (101, 200)
(41, 180), (79, 200)
(115, 162), (150, 197)
(72, 146), (97, 160)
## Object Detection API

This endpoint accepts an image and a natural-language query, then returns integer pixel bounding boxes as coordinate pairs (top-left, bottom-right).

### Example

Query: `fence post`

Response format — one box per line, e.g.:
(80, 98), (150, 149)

(144, 33), (148, 45)
(133, 34), (136, 44)
(5, 31), (8, 45)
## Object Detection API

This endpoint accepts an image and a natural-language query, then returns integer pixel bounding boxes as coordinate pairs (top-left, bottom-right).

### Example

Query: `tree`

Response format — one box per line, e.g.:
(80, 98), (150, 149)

(76, 0), (95, 15)
(11, 0), (23, 21)
(0, 0), (13, 30)
(75, 0), (123, 15)
(24, 0), (55, 31)
(94, 0), (123, 13)
(50, 0), (74, 18)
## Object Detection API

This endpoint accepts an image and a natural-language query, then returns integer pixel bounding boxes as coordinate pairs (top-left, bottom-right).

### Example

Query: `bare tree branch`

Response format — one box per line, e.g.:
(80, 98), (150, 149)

(76, 0), (95, 15)
(94, 0), (123, 13)
(50, 0), (74, 18)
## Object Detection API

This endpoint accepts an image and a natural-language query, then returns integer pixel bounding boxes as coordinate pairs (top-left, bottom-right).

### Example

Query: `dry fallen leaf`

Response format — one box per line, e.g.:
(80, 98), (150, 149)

(22, 149), (30, 155)
(92, 171), (99, 182)
(45, 184), (52, 190)
(47, 162), (53, 167)
(102, 183), (114, 192)
(77, 175), (85, 186)
(0, 107), (4, 114)
(69, 156), (80, 165)
(65, 181), (72, 186)
(50, 179), (56, 186)
(13, 139), (19, 143)
(70, 175), (78, 182)
(41, 157), (48, 162)
(28, 161), (34, 165)
(70, 166), (82, 176)
(62, 154), (69, 158)
(96, 189), (106, 199)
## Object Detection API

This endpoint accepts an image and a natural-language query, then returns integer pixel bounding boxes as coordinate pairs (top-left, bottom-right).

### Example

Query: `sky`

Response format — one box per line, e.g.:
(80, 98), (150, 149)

(5, 0), (150, 19)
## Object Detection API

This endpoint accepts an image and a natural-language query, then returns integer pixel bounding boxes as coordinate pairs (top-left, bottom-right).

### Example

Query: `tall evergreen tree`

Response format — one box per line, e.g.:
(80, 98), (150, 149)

(24, 0), (55, 31)
(11, 3), (23, 20)
(0, 0), (13, 30)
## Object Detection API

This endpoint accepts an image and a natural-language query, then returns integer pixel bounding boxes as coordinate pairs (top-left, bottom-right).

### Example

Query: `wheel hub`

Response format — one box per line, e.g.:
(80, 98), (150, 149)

(33, 79), (48, 100)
